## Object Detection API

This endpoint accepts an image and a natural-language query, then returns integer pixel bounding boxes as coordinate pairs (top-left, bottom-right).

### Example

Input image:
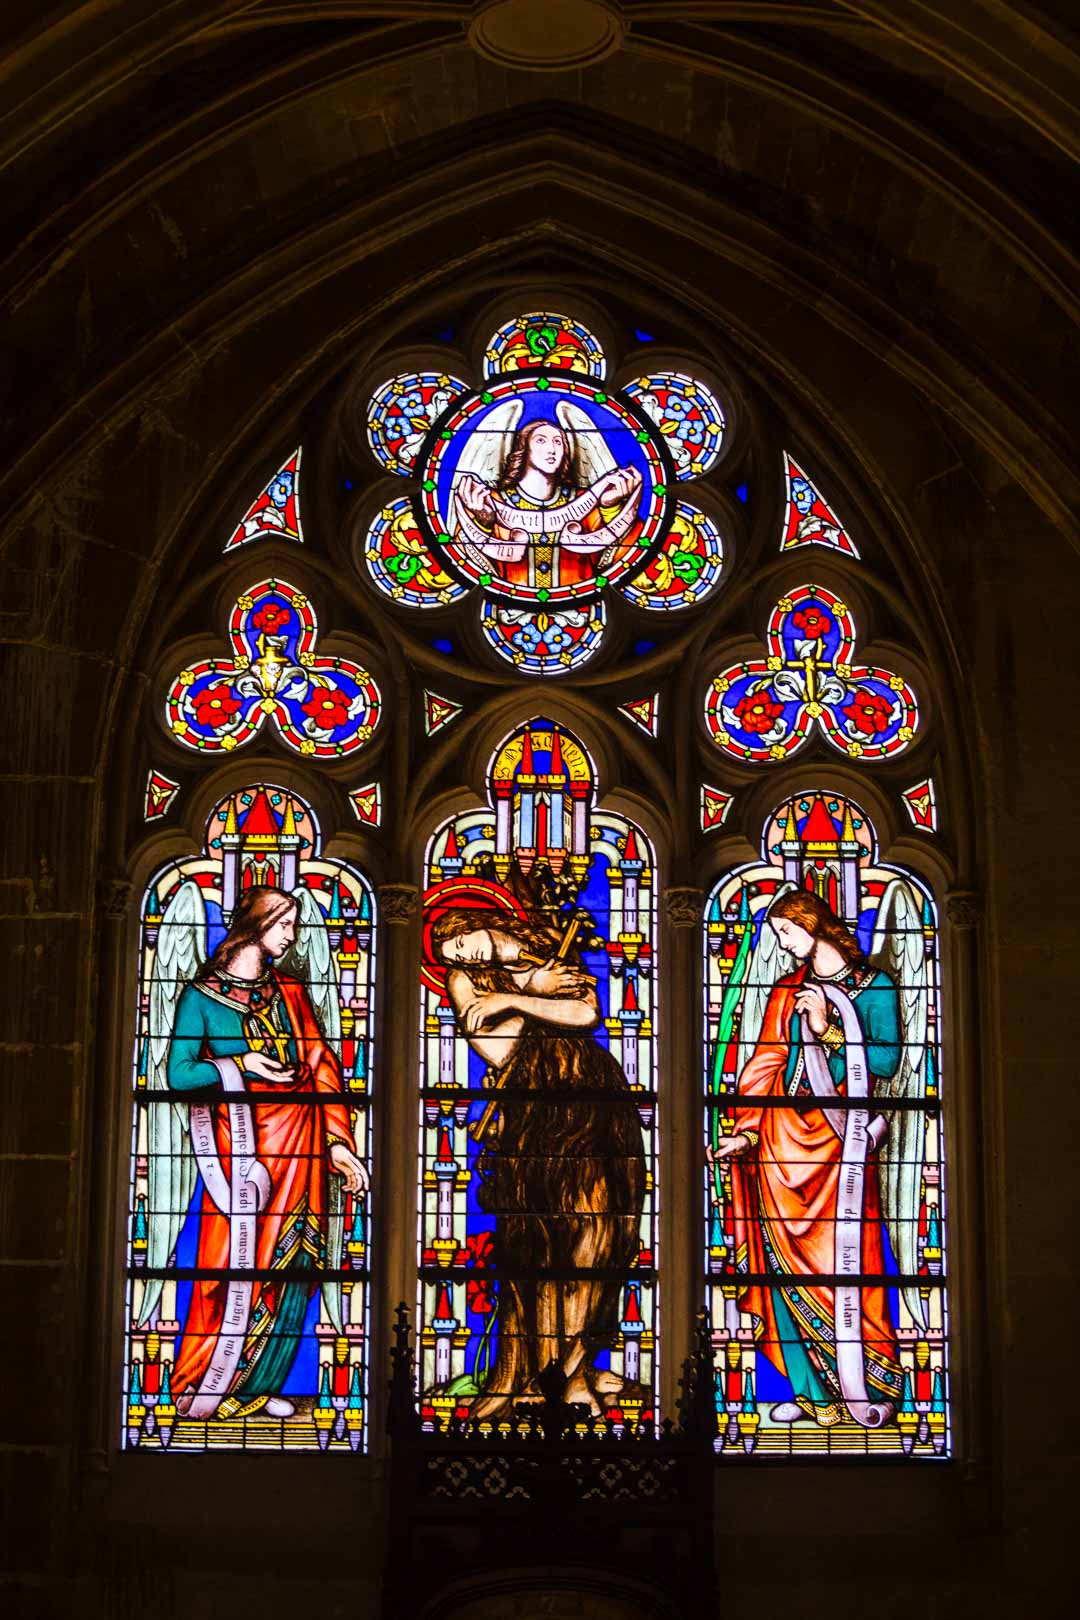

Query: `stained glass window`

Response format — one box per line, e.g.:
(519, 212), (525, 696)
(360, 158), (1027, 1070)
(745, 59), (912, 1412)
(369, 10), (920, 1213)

(704, 795), (947, 1457)
(134, 291), (954, 1472)
(125, 786), (375, 1452)
(624, 372), (726, 480)
(358, 315), (730, 675)
(223, 448), (303, 552)
(166, 580), (381, 758)
(416, 719), (657, 1426)
(482, 311), (606, 379)
(705, 586), (919, 762)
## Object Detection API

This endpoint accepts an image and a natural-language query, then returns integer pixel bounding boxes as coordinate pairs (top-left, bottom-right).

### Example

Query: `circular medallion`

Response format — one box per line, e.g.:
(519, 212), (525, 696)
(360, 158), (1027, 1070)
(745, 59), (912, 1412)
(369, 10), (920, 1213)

(415, 371), (675, 606)
(469, 1), (625, 73)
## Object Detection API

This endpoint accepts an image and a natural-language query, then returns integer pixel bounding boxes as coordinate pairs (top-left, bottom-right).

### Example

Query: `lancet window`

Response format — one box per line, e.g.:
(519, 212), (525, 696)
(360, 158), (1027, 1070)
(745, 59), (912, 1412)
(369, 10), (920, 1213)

(125, 786), (376, 1451)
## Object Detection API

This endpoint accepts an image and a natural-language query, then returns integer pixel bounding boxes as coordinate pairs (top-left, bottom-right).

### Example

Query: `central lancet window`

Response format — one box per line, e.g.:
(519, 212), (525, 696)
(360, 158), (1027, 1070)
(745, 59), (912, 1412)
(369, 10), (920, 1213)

(416, 719), (657, 1424)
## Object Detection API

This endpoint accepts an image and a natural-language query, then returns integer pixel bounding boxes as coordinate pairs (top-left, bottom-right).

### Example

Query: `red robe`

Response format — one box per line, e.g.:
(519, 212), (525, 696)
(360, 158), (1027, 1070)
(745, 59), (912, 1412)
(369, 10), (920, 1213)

(730, 969), (899, 1403)
(172, 974), (355, 1402)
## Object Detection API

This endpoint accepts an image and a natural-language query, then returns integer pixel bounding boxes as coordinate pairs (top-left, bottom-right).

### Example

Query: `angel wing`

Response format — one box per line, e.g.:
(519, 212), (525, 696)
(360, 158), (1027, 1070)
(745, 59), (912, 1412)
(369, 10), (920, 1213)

(288, 885), (341, 1048)
(138, 880), (206, 1327)
(555, 398), (616, 489)
(452, 398), (523, 490)
(736, 882), (796, 1079)
(288, 886), (348, 1332)
(870, 877), (930, 1329)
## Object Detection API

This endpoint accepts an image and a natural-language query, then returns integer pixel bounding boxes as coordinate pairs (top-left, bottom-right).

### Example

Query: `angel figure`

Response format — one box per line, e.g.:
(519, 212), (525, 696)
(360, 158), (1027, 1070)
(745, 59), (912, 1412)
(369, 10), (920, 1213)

(712, 885), (929, 1429)
(453, 407), (644, 593)
(139, 883), (366, 1423)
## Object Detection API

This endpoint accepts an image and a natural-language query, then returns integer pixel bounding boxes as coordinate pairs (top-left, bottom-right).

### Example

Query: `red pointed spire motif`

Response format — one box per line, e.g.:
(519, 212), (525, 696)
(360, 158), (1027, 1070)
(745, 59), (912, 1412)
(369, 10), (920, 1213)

(241, 788), (279, 840)
(623, 978), (639, 1013)
(800, 796), (839, 847)
(443, 824), (460, 860)
(623, 826), (639, 862)
(520, 727), (535, 775)
(436, 1126), (454, 1164)
(624, 1285), (642, 1324)
(434, 1281), (454, 1321)
(549, 726), (564, 777)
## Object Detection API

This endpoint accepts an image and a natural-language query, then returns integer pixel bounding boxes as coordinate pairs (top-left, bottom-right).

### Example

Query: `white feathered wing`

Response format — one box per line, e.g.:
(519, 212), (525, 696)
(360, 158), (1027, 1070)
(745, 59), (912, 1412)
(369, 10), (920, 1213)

(288, 886), (348, 1333)
(736, 882), (796, 1079)
(870, 877), (930, 1330)
(138, 880), (205, 1327)
(555, 398), (617, 489)
(450, 399), (523, 572)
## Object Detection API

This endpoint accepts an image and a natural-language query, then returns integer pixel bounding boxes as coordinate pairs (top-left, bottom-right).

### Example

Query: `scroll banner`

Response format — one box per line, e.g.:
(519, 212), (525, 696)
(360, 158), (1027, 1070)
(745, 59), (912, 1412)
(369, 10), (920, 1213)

(186, 1057), (271, 1420)
(801, 987), (892, 1430)
(454, 480), (641, 561)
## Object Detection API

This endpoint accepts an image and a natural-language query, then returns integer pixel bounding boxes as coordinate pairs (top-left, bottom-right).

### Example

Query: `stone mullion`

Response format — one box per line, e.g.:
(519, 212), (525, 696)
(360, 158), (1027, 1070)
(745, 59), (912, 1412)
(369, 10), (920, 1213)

(658, 886), (705, 1422)
(371, 882), (421, 1455)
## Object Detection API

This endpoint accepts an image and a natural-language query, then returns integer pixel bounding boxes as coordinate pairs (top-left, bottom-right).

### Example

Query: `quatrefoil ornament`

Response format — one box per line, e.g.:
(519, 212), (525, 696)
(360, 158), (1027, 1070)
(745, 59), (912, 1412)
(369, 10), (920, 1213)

(704, 584), (919, 762)
(166, 579), (381, 757)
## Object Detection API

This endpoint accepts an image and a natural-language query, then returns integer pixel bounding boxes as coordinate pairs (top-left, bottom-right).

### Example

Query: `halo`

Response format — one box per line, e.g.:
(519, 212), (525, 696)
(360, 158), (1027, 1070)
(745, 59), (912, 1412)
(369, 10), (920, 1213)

(420, 876), (530, 996)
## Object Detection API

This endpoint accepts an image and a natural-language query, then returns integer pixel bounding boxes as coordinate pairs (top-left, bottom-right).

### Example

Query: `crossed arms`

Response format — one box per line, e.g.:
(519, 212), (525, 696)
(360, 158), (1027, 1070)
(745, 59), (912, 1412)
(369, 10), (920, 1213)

(446, 959), (600, 1069)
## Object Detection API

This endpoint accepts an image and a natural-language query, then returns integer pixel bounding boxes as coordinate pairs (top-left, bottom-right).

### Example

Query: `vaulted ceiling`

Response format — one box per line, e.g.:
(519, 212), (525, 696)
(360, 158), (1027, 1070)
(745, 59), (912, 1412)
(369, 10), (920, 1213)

(3, 1), (1076, 552)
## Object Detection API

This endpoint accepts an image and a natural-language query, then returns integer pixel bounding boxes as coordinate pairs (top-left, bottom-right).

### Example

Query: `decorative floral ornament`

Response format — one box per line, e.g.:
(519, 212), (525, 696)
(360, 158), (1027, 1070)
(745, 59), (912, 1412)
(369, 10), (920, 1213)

(619, 501), (725, 611)
(223, 447), (304, 551)
(483, 311), (606, 379)
(624, 373), (725, 480)
(364, 497), (469, 608)
(144, 770), (180, 821)
(780, 452), (859, 556)
(166, 579), (381, 757)
(366, 372), (469, 475)
(901, 778), (938, 833)
(704, 584), (919, 763)
(480, 599), (606, 674)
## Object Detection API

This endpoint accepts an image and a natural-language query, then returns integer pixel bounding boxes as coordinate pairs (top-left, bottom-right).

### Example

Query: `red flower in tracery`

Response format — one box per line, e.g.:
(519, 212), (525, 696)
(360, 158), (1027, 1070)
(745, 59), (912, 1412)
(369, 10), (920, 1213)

(192, 683), (242, 729)
(302, 685), (352, 730)
(791, 604), (831, 640)
(465, 1229), (496, 1315)
(843, 688), (893, 736)
(251, 601), (291, 635)
(734, 689), (784, 735)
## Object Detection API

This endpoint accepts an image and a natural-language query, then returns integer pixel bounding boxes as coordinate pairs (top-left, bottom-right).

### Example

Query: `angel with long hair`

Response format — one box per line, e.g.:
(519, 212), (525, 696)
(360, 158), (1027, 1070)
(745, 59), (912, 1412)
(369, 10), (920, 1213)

(140, 883), (366, 1423)
(429, 901), (646, 1419)
(712, 885), (929, 1430)
(453, 406), (643, 593)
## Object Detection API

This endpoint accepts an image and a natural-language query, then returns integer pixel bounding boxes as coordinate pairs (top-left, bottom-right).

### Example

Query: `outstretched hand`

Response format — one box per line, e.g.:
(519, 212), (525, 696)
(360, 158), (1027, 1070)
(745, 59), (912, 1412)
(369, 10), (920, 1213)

(329, 1143), (368, 1194)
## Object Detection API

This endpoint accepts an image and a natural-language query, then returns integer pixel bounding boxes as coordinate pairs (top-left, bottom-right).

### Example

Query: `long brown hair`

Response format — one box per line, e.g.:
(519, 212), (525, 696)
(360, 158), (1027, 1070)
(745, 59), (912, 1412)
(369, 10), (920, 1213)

(499, 419), (576, 491)
(198, 886), (297, 981)
(433, 900), (566, 984)
(769, 889), (864, 966)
